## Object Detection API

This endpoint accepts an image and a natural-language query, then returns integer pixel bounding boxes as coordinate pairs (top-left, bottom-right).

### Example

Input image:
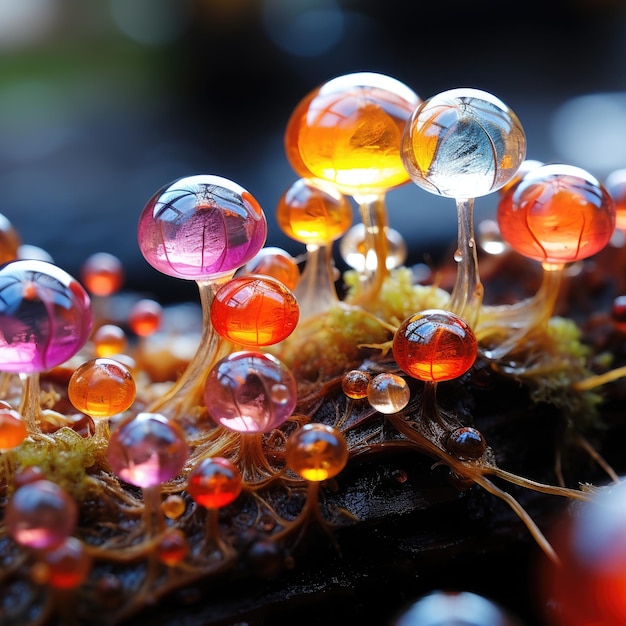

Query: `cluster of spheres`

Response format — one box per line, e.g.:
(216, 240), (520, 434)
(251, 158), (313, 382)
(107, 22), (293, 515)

(1, 70), (625, 626)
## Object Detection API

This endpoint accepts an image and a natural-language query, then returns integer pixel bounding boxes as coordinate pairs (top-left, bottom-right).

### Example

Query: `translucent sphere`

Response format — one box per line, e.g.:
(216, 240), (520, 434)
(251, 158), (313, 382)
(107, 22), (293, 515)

(341, 369), (372, 399)
(92, 324), (128, 357)
(285, 72), (421, 196)
(161, 494), (186, 520)
(394, 590), (520, 626)
(204, 351), (297, 433)
(107, 412), (189, 488)
(128, 299), (162, 337)
(339, 223), (407, 272)
(285, 423), (348, 482)
(542, 480), (626, 626)
(68, 357), (136, 418)
(276, 178), (353, 246)
(393, 309), (478, 382)
(156, 528), (189, 566)
(210, 275), (299, 346)
(402, 88), (526, 199)
(6, 479), (78, 550)
(43, 536), (93, 590)
(187, 456), (242, 509)
(611, 295), (626, 332)
(367, 372), (410, 414)
(0, 407), (27, 450)
(242, 247), (300, 291)
(0, 259), (93, 373)
(137, 175), (268, 280)
(445, 426), (487, 460)
(497, 163), (616, 265)
(80, 252), (124, 297)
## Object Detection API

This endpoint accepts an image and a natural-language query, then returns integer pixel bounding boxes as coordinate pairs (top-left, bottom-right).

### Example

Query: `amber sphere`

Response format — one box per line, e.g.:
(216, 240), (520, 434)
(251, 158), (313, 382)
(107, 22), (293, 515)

(187, 457), (242, 510)
(80, 252), (124, 297)
(92, 324), (128, 358)
(128, 299), (162, 337)
(285, 423), (348, 482)
(276, 178), (353, 246)
(284, 72), (420, 196)
(497, 163), (616, 265)
(242, 247), (300, 291)
(210, 274), (299, 347)
(43, 536), (93, 590)
(341, 369), (372, 400)
(0, 408), (27, 450)
(68, 357), (136, 418)
(392, 309), (477, 382)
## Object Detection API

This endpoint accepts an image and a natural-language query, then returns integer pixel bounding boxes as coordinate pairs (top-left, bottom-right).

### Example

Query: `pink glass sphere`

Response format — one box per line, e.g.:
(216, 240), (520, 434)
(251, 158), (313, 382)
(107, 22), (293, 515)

(0, 259), (93, 373)
(5, 479), (78, 550)
(497, 163), (616, 265)
(204, 351), (297, 433)
(137, 175), (268, 281)
(107, 412), (189, 488)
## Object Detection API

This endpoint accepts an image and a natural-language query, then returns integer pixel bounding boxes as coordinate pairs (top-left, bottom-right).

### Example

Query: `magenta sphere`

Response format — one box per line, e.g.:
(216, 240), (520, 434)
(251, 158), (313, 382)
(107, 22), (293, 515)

(137, 175), (268, 280)
(5, 479), (78, 550)
(107, 412), (189, 488)
(204, 351), (297, 433)
(0, 259), (93, 373)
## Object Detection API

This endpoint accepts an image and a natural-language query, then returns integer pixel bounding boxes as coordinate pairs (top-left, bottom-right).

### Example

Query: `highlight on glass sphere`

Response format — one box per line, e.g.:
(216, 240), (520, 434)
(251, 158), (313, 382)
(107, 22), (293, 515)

(241, 246), (300, 291)
(187, 456), (243, 509)
(204, 351), (297, 433)
(0, 259), (93, 373)
(80, 251), (124, 297)
(392, 309), (478, 382)
(107, 412), (189, 488)
(497, 163), (616, 266)
(68, 357), (136, 418)
(284, 72), (420, 196)
(401, 87), (526, 199)
(137, 174), (268, 281)
(5, 479), (78, 550)
(210, 274), (299, 347)
(285, 423), (349, 482)
(367, 372), (411, 414)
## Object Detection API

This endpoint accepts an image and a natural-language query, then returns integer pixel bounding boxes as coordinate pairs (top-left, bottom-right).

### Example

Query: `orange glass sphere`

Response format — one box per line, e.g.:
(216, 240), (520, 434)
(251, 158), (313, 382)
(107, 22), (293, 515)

(605, 168), (626, 232)
(284, 72), (420, 196)
(81, 252), (124, 297)
(276, 178), (353, 246)
(210, 275), (299, 347)
(341, 369), (372, 400)
(0, 408), (27, 450)
(43, 536), (92, 590)
(497, 163), (616, 265)
(286, 423), (348, 482)
(68, 358), (136, 418)
(392, 309), (478, 382)
(92, 324), (128, 357)
(128, 299), (162, 337)
(161, 494), (186, 520)
(156, 528), (189, 566)
(242, 247), (300, 292)
(187, 457), (242, 510)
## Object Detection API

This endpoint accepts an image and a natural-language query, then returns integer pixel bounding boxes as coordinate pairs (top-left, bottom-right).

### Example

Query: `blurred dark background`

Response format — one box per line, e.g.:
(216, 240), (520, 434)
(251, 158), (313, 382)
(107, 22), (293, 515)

(1, 0), (626, 302)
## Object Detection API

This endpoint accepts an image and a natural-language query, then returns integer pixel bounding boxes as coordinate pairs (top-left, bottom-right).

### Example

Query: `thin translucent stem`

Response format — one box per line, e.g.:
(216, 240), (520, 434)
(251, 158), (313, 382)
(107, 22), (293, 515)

(18, 372), (42, 435)
(146, 275), (232, 419)
(142, 484), (162, 538)
(478, 265), (563, 360)
(294, 244), (339, 320)
(351, 193), (389, 308)
(448, 197), (483, 327)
